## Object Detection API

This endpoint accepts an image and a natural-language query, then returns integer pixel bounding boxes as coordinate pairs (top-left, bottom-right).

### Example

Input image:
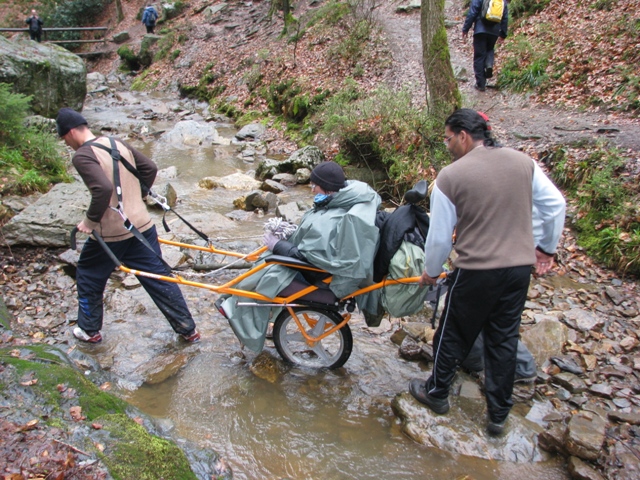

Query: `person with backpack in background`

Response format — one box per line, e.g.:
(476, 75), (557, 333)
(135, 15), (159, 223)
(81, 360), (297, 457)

(55, 108), (201, 345)
(141, 2), (159, 34)
(25, 9), (44, 43)
(462, 0), (509, 92)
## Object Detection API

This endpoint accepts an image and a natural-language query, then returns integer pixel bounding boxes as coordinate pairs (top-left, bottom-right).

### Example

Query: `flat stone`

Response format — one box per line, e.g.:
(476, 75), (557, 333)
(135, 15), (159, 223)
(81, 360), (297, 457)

(567, 456), (605, 480)
(605, 286), (624, 305)
(608, 411), (640, 425)
(551, 372), (587, 394)
(562, 308), (604, 332)
(589, 384), (613, 399)
(565, 412), (607, 461)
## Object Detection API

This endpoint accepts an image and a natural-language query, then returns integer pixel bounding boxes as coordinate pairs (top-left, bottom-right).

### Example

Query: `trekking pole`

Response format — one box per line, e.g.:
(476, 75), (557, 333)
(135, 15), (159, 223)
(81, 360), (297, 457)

(70, 227), (122, 268)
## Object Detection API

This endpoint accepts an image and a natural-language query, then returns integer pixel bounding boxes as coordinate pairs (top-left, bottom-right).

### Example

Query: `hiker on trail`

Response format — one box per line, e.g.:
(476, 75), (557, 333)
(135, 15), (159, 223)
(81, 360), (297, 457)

(216, 161), (381, 353)
(462, 0), (509, 92)
(141, 2), (159, 34)
(25, 9), (44, 43)
(55, 108), (200, 345)
(409, 108), (565, 436)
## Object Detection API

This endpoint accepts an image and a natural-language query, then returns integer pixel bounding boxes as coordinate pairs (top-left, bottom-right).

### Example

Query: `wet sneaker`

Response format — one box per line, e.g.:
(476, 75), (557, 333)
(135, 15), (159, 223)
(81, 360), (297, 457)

(214, 298), (229, 320)
(181, 330), (201, 343)
(73, 327), (102, 344)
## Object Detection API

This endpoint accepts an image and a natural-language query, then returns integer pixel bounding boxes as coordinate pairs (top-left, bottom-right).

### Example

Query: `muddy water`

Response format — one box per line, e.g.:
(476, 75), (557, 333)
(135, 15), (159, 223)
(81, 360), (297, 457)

(81, 91), (568, 479)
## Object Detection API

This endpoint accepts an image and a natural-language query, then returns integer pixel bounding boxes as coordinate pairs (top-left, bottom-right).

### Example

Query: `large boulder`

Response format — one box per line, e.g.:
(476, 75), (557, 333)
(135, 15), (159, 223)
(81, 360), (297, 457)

(2, 182), (89, 247)
(0, 36), (86, 117)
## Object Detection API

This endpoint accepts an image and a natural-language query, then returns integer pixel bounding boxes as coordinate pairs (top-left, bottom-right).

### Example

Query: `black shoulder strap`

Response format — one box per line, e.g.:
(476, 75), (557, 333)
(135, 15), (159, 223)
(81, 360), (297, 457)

(87, 137), (211, 243)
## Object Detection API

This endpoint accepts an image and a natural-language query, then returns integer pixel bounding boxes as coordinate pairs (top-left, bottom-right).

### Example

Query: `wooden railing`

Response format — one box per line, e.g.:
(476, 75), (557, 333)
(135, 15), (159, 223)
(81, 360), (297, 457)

(0, 27), (108, 45)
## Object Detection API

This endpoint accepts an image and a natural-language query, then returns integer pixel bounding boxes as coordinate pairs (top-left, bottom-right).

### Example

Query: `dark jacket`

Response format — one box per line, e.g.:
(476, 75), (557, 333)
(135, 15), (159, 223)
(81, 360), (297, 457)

(373, 204), (429, 282)
(25, 16), (43, 33)
(462, 0), (508, 38)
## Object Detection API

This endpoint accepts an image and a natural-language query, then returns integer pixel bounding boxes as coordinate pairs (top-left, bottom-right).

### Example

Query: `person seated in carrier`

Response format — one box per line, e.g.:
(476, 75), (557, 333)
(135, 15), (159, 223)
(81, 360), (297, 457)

(216, 161), (381, 352)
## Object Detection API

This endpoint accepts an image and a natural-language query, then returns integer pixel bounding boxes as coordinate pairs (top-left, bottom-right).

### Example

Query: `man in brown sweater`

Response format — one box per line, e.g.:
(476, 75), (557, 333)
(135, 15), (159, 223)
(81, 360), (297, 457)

(56, 108), (200, 344)
(410, 109), (565, 435)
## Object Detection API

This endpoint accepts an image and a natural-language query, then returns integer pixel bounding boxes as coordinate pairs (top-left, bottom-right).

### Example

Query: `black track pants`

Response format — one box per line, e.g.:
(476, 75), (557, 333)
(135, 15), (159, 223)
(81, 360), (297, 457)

(76, 225), (196, 336)
(425, 266), (531, 423)
(472, 33), (498, 88)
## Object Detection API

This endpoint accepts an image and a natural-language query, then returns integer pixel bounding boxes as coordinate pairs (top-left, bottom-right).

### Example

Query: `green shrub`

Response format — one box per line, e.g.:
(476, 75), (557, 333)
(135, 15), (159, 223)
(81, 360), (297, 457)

(117, 45), (141, 71)
(549, 143), (640, 275)
(315, 84), (449, 192)
(0, 84), (70, 195)
(154, 32), (176, 61)
(43, 0), (108, 46)
(508, 0), (551, 21)
(265, 79), (329, 122)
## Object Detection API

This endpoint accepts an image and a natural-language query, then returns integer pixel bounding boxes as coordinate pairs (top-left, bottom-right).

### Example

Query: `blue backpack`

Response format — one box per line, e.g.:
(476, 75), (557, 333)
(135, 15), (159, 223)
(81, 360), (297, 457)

(142, 7), (158, 26)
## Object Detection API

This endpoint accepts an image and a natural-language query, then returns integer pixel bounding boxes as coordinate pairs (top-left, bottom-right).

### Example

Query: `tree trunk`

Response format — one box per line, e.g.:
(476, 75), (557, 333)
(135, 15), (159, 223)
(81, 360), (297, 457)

(115, 0), (124, 23)
(421, 0), (460, 120)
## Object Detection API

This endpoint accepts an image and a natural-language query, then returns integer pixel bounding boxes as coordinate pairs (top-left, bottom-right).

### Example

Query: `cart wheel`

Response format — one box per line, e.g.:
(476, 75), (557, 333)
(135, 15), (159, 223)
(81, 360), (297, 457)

(273, 308), (352, 369)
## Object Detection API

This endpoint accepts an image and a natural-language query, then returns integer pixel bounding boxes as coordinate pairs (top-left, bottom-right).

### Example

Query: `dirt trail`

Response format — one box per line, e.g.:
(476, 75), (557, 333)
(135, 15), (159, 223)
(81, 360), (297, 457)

(378, 2), (640, 154)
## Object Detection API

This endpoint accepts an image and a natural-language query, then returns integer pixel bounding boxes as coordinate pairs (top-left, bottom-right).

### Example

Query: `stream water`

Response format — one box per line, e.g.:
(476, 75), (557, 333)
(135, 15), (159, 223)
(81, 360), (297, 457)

(78, 90), (568, 479)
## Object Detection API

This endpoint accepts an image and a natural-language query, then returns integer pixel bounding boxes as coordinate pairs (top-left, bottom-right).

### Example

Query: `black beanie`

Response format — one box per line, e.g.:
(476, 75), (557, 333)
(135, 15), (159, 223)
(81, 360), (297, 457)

(56, 108), (88, 137)
(310, 161), (346, 192)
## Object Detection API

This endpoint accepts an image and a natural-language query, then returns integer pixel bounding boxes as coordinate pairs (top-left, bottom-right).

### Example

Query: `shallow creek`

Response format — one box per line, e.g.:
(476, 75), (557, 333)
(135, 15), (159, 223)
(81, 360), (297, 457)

(76, 91), (568, 479)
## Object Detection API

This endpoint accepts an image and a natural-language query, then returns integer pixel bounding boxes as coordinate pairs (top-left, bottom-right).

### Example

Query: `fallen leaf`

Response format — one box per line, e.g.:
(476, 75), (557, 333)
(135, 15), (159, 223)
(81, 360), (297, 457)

(20, 379), (38, 386)
(69, 406), (85, 421)
(99, 382), (111, 391)
(133, 417), (144, 425)
(91, 423), (103, 430)
(95, 442), (105, 452)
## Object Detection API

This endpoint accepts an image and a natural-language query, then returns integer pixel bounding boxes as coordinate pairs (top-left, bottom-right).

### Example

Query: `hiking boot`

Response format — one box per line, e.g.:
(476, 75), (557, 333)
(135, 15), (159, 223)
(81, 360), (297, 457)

(409, 378), (450, 414)
(73, 327), (102, 344)
(485, 67), (493, 78)
(181, 330), (201, 343)
(475, 84), (486, 92)
(214, 298), (229, 320)
(487, 419), (506, 436)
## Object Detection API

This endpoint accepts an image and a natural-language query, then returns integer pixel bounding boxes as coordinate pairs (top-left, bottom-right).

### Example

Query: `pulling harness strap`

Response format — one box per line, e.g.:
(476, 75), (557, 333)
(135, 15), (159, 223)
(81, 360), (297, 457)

(88, 138), (211, 244)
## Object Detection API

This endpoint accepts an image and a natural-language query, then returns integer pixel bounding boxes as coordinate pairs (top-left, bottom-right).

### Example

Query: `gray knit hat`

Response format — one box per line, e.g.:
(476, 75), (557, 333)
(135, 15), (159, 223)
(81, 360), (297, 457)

(56, 108), (87, 137)
(310, 161), (346, 192)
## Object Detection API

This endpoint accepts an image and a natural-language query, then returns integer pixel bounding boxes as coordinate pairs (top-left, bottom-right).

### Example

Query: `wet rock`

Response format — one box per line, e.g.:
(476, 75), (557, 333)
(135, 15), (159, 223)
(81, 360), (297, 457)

(551, 372), (587, 394)
(146, 181), (177, 208)
(399, 335), (422, 361)
(199, 172), (262, 191)
(139, 353), (190, 385)
(249, 352), (282, 383)
(521, 318), (569, 366)
(244, 190), (277, 212)
(567, 456), (605, 480)
(588, 383), (613, 399)
(272, 173), (298, 186)
(157, 166), (178, 179)
(610, 441), (640, 480)
(565, 412), (606, 461)
(562, 308), (604, 332)
(551, 355), (585, 375)
(605, 286), (624, 305)
(390, 327), (407, 346)
(261, 179), (287, 194)
(538, 423), (569, 455)
(458, 380), (483, 400)
(160, 120), (221, 148)
(235, 123), (265, 140)
(420, 343), (434, 362)
(275, 201), (307, 224)
(59, 249), (80, 267)
(608, 411), (640, 425)
(392, 392), (546, 462)
(122, 276), (140, 289)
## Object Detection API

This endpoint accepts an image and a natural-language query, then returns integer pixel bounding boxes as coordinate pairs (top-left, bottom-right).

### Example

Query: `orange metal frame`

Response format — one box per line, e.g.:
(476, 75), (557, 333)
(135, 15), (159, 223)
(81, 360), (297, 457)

(124, 240), (427, 346)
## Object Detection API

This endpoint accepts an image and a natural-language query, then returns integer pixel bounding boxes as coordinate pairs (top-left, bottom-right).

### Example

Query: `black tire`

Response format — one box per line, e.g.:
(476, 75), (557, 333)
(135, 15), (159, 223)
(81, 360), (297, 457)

(272, 308), (353, 369)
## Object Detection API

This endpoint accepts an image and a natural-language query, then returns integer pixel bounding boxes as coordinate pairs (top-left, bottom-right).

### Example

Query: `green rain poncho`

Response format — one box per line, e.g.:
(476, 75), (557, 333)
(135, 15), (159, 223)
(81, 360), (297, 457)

(221, 180), (381, 351)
